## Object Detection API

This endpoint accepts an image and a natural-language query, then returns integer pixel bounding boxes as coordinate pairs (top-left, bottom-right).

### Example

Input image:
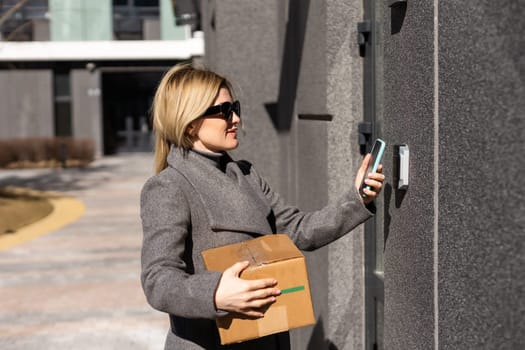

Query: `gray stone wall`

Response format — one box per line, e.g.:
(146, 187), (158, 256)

(288, 1), (330, 347)
(325, 1), (366, 349)
(438, 1), (525, 348)
(0, 70), (54, 140)
(201, 0), (283, 193)
(380, 1), (436, 349)
(202, 0), (525, 349)
(71, 69), (103, 157)
(380, 0), (525, 349)
(203, 1), (366, 349)
(0, 70), (55, 139)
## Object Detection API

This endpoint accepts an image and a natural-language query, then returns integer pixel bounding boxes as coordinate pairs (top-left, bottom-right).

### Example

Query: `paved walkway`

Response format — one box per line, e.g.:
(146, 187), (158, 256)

(0, 153), (169, 350)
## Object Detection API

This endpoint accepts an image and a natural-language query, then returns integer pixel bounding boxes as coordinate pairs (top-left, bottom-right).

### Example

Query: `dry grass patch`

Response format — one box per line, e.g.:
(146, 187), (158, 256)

(0, 137), (94, 169)
(0, 187), (54, 234)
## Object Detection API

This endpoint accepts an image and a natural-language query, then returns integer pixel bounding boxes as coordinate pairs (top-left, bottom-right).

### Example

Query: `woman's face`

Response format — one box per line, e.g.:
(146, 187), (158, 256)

(190, 87), (240, 153)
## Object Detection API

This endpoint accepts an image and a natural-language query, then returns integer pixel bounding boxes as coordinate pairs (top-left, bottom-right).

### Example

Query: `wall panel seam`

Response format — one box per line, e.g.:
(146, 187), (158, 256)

(433, 1), (440, 349)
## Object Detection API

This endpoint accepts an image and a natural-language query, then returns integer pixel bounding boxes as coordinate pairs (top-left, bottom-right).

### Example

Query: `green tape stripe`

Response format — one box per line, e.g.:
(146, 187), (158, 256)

(280, 285), (305, 294)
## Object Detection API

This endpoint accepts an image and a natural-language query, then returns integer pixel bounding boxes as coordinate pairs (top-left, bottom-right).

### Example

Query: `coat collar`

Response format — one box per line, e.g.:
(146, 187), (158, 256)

(167, 147), (273, 236)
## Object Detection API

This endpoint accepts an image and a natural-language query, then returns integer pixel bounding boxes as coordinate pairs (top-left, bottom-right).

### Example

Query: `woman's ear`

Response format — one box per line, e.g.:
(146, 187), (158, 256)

(186, 120), (201, 137)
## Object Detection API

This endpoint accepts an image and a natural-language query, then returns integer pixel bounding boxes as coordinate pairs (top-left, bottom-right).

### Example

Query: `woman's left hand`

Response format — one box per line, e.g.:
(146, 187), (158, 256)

(355, 154), (385, 204)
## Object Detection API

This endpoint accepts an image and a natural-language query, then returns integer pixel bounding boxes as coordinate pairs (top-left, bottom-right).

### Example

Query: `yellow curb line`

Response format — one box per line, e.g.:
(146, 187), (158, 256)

(0, 191), (85, 251)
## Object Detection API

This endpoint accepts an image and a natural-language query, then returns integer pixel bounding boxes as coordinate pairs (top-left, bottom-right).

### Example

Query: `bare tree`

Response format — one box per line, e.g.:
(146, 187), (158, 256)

(0, 0), (30, 28)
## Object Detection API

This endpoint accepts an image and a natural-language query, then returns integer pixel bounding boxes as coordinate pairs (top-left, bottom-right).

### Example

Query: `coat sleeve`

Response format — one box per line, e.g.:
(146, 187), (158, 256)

(249, 166), (375, 251)
(140, 174), (222, 319)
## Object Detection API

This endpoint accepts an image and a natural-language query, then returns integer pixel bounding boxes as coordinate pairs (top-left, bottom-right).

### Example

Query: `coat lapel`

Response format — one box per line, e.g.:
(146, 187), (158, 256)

(167, 148), (273, 236)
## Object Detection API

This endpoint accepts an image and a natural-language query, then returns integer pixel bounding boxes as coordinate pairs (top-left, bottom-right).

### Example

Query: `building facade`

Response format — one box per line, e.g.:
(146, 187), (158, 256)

(201, 1), (525, 349)
(0, 0), (202, 156)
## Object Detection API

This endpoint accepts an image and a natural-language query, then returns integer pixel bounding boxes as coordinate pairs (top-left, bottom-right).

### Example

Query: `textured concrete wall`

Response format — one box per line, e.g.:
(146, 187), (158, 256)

(438, 1), (525, 348)
(203, 1), (330, 348)
(324, 0), (366, 347)
(380, 0), (525, 349)
(203, 0), (363, 349)
(204, 0), (525, 349)
(203, 1), (366, 349)
(380, 1), (436, 349)
(0, 71), (54, 139)
(201, 0), (282, 193)
(290, 2), (330, 347)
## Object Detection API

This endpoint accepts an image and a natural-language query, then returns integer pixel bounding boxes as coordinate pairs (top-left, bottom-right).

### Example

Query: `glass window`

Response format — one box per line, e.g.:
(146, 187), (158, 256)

(54, 72), (71, 137)
(55, 102), (72, 136)
(2, 0), (49, 6)
(134, 0), (159, 7)
(27, 0), (48, 6)
(54, 74), (70, 98)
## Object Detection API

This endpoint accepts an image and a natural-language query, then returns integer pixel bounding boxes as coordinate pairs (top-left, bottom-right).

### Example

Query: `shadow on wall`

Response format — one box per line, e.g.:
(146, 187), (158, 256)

(383, 178), (408, 251)
(264, 0), (310, 131)
(383, 183), (393, 249)
(389, 0), (408, 34)
(305, 317), (340, 350)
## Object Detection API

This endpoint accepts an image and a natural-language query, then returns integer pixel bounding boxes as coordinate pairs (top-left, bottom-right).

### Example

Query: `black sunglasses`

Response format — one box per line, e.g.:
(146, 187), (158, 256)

(200, 101), (241, 121)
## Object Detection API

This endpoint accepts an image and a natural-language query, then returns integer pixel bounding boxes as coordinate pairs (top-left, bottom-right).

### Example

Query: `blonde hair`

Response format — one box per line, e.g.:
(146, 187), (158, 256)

(151, 63), (233, 174)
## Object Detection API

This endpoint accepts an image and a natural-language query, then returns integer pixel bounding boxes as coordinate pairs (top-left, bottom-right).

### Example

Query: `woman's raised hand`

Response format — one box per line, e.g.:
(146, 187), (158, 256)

(214, 261), (281, 318)
(355, 153), (385, 204)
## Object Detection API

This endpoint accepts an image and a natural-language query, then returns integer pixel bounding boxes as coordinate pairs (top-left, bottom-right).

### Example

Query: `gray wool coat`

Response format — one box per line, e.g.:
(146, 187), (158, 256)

(140, 147), (374, 350)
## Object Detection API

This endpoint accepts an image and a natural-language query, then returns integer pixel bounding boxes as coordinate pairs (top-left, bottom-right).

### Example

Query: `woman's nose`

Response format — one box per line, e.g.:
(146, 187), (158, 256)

(231, 112), (241, 124)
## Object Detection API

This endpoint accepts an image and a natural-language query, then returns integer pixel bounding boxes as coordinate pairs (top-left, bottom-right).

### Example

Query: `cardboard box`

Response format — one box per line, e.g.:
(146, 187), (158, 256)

(201, 234), (315, 345)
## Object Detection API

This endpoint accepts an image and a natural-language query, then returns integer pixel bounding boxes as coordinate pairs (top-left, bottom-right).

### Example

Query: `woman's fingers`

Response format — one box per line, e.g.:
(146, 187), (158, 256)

(245, 277), (278, 291)
(239, 292), (277, 308)
(215, 261), (281, 317)
(363, 179), (383, 196)
(226, 287), (279, 318)
(364, 177), (384, 189)
(239, 282), (280, 316)
(361, 165), (385, 204)
(238, 293), (278, 318)
(243, 298), (277, 314)
(364, 166), (385, 189)
(368, 170), (385, 180)
(245, 284), (281, 300)
(362, 187), (378, 198)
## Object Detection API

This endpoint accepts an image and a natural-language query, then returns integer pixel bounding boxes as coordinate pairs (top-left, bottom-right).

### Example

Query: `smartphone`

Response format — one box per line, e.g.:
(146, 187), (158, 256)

(359, 138), (386, 198)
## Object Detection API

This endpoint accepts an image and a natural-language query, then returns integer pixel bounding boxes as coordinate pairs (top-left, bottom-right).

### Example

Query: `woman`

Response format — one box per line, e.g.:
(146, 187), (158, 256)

(140, 63), (385, 350)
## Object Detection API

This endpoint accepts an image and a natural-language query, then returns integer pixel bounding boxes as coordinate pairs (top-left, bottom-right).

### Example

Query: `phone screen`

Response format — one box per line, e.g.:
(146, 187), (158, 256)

(359, 139), (386, 198)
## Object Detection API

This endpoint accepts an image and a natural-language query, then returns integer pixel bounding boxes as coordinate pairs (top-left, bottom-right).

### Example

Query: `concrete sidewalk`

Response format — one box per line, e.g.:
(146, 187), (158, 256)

(0, 153), (168, 350)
